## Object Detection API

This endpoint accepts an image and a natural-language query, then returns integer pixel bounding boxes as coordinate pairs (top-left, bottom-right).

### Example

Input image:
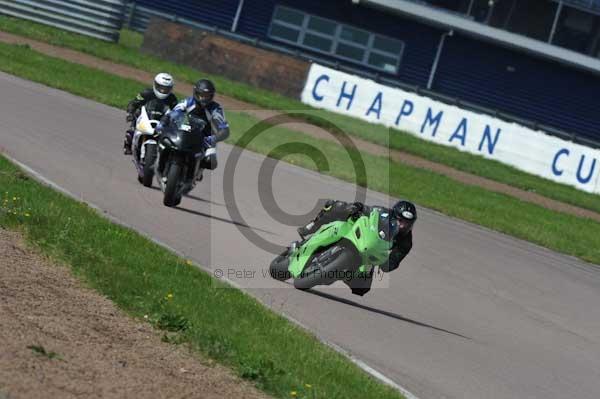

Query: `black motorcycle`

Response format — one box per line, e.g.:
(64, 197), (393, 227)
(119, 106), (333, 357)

(155, 113), (207, 207)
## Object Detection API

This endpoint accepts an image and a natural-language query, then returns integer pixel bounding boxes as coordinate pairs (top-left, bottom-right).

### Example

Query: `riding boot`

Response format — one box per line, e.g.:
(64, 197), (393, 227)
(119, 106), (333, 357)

(123, 129), (134, 155)
(297, 200), (340, 238)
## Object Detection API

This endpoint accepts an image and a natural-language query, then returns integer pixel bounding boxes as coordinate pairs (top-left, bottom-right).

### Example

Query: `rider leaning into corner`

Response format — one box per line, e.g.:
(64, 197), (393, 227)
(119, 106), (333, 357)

(296, 199), (417, 296)
(124, 73), (178, 155)
(157, 79), (230, 180)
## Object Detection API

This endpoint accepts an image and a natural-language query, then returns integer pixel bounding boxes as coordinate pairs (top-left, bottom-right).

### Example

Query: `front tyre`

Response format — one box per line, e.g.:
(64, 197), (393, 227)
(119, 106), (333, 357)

(142, 143), (157, 187)
(269, 250), (291, 281)
(293, 244), (360, 290)
(163, 162), (182, 207)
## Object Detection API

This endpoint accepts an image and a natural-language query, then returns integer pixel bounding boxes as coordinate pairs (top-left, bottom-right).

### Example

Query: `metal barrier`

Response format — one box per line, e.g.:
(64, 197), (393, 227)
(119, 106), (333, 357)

(123, 3), (209, 33)
(0, 0), (126, 42)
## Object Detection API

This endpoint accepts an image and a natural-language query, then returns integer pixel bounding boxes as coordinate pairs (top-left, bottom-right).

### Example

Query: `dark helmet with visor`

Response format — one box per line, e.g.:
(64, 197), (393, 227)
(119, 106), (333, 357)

(193, 79), (216, 107)
(391, 200), (417, 236)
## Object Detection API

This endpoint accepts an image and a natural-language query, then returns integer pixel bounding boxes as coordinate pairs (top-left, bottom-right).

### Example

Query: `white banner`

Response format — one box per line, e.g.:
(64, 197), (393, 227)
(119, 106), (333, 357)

(301, 63), (600, 194)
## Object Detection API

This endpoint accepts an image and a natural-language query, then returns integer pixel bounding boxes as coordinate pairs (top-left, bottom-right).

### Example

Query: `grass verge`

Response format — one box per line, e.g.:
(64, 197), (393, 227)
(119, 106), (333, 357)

(0, 156), (404, 399)
(0, 41), (599, 267)
(1, 16), (599, 215)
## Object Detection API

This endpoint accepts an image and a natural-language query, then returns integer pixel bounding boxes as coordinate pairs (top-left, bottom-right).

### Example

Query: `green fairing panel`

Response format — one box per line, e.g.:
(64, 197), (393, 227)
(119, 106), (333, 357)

(288, 209), (392, 278)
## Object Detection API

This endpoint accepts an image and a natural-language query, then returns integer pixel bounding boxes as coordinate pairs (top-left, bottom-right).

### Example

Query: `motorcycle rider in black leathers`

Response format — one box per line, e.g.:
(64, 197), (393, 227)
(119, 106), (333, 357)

(123, 73), (178, 155)
(297, 199), (417, 296)
(157, 79), (230, 177)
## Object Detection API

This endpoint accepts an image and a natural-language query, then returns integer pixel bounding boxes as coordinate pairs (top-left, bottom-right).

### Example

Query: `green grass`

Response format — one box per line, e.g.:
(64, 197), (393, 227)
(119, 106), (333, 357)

(118, 28), (144, 49)
(1, 16), (599, 215)
(0, 158), (404, 399)
(27, 345), (61, 360)
(0, 40), (599, 266)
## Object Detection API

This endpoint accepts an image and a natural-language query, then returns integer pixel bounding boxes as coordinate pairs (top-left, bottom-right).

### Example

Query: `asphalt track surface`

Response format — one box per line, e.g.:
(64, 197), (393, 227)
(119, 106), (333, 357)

(2, 72), (600, 399)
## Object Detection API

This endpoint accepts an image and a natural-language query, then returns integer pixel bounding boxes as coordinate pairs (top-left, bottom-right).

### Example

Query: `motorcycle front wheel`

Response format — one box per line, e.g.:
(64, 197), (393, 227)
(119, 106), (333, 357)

(293, 244), (360, 290)
(163, 162), (182, 207)
(269, 249), (292, 281)
(142, 143), (157, 187)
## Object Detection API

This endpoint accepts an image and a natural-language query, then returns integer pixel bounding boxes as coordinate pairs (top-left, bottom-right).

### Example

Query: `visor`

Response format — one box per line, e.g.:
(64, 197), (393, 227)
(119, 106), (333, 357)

(396, 218), (413, 234)
(155, 84), (172, 94)
(194, 90), (213, 103)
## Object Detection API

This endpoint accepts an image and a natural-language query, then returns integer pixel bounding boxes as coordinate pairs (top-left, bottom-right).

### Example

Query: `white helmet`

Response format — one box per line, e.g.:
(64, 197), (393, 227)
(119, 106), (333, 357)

(153, 73), (174, 100)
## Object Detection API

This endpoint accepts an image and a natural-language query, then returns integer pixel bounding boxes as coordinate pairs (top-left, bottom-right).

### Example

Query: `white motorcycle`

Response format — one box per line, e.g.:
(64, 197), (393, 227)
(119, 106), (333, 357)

(131, 105), (166, 187)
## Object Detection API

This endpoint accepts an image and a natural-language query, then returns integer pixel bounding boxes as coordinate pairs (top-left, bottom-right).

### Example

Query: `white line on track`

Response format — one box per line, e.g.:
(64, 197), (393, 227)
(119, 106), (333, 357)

(4, 153), (420, 399)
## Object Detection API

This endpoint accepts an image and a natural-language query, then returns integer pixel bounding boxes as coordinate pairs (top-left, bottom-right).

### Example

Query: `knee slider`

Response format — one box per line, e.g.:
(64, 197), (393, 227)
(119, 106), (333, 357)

(201, 153), (217, 170)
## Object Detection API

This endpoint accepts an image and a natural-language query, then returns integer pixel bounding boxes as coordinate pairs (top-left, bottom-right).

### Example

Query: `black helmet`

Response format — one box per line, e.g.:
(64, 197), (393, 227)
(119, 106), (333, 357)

(193, 79), (215, 107)
(392, 200), (417, 235)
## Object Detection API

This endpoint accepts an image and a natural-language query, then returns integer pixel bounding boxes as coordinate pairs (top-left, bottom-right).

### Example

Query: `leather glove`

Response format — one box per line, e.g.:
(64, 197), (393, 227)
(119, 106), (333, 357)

(349, 202), (364, 219)
(204, 135), (216, 148)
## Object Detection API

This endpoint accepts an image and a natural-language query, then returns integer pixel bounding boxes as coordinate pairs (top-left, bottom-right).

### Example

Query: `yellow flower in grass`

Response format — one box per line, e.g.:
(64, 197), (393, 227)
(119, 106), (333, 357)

(24, 213), (30, 217)
(304, 384), (312, 389)
(166, 293), (173, 300)
(290, 392), (297, 397)
(185, 259), (193, 266)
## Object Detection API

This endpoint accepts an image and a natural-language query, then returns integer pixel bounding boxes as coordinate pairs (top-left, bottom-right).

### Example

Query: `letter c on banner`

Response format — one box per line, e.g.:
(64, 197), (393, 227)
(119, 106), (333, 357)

(312, 74), (330, 102)
(552, 148), (570, 176)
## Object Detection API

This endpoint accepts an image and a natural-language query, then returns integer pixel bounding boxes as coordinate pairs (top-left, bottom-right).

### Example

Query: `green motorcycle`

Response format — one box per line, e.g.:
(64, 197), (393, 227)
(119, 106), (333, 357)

(270, 208), (396, 290)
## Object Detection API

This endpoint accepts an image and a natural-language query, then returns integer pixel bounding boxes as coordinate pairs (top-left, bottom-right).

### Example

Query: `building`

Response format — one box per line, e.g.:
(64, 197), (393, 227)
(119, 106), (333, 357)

(129, 0), (600, 145)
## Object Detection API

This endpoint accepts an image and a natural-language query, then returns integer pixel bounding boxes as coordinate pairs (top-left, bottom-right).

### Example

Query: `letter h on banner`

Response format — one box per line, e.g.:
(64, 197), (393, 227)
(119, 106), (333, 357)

(337, 81), (357, 110)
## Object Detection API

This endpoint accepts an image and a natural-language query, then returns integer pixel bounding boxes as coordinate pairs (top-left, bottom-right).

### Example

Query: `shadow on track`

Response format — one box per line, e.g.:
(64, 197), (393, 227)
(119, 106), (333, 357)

(148, 186), (224, 206)
(304, 287), (471, 340)
(175, 206), (275, 235)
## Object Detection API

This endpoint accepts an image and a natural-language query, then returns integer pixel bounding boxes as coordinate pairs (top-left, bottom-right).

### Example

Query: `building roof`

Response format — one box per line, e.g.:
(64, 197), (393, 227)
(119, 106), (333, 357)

(356, 0), (600, 75)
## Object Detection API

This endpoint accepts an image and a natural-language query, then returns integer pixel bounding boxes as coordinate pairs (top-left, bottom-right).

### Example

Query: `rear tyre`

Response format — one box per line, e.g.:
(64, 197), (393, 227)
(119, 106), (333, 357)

(142, 144), (157, 187)
(293, 244), (360, 291)
(163, 162), (182, 207)
(269, 250), (291, 281)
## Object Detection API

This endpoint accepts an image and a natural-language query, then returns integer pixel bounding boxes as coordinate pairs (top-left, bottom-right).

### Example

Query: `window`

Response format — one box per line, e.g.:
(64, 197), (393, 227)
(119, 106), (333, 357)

(308, 16), (336, 35)
(340, 26), (369, 45)
(553, 6), (600, 55)
(337, 43), (365, 62)
(268, 6), (404, 74)
(304, 33), (333, 52)
(368, 53), (399, 73)
(273, 7), (304, 26)
(270, 24), (300, 42)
